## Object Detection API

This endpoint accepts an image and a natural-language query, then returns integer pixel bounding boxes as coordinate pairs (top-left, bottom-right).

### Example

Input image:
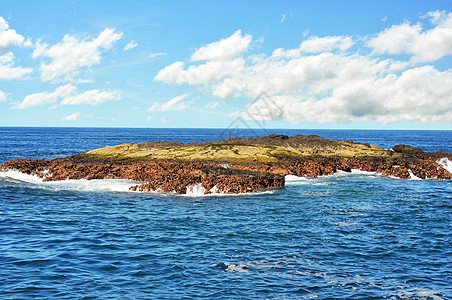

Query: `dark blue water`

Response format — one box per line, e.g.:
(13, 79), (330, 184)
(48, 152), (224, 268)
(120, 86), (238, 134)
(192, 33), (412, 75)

(0, 128), (451, 299)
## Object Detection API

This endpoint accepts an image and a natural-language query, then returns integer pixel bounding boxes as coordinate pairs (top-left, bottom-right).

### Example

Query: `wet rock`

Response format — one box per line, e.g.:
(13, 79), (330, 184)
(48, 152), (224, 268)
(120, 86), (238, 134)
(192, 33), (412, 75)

(1, 135), (451, 195)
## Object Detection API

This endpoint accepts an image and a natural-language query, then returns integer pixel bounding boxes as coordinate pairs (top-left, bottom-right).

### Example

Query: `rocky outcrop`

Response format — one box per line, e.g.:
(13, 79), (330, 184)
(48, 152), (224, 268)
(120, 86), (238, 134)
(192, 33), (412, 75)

(1, 134), (451, 194)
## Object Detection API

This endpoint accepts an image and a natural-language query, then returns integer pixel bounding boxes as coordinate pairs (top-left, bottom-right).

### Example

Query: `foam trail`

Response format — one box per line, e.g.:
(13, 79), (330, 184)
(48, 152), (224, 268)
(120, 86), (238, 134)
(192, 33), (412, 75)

(437, 157), (452, 174)
(0, 170), (143, 193)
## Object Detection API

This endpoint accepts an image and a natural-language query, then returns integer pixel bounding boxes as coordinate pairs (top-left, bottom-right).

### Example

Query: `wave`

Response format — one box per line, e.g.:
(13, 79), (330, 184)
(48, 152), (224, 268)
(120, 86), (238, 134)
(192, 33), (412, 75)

(285, 169), (397, 185)
(0, 170), (277, 197)
(2, 162), (448, 196)
(184, 183), (276, 197)
(0, 170), (144, 193)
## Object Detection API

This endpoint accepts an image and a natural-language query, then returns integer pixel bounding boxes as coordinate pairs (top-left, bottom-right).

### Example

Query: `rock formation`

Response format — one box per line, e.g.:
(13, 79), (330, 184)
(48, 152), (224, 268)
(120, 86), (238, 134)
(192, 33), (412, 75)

(1, 134), (451, 194)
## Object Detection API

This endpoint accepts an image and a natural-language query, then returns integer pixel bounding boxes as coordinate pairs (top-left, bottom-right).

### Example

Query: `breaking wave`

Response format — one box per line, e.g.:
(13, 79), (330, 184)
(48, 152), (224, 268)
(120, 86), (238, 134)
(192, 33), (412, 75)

(0, 170), (277, 197)
(0, 170), (144, 193)
(284, 169), (399, 186)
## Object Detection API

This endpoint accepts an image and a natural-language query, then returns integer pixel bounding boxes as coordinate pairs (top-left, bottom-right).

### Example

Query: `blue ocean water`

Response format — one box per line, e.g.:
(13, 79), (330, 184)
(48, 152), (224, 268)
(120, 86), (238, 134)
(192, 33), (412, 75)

(0, 127), (451, 299)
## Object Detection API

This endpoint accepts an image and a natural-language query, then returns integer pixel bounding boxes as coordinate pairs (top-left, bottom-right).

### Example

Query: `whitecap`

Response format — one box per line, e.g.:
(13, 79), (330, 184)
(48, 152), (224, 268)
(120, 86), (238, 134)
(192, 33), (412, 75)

(0, 169), (44, 185)
(393, 286), (444, 300)
(350, 169), (379, 175)
(284, 174), (310, 185)
(0, 170), (144, 193)
(224, 262), (249, 273)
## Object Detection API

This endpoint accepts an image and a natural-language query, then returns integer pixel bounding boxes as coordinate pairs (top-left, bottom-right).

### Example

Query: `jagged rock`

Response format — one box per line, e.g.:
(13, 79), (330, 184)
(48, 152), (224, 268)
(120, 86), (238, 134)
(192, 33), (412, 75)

(1, 134), (451, 194)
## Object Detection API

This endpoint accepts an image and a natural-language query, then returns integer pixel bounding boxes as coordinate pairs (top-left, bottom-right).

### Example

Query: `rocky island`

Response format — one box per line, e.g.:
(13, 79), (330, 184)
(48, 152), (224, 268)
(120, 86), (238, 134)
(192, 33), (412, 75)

(1, 134), (451, 195)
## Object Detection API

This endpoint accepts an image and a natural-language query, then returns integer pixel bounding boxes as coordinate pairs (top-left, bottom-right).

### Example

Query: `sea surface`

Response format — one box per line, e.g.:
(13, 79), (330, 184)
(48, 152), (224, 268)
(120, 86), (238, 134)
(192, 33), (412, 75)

(0, 127), (451, 299)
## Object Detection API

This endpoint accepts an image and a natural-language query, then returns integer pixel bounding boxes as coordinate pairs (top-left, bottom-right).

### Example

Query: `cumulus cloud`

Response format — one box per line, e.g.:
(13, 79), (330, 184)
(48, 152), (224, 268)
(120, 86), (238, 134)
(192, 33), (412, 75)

(271, 36), (354, 59)
(148, 93), (190, 112)
(245, 66), (452, 124)
(0, 17), (25, 52)
(15, 84), (121, 109)
(367, 10), (452, 62)
(15, 84), (76, 109)
(124, 40), (138, 51)
(155, 14), (452, 125)
(33, 28), (123, 82)
(190, 30), (252, 61)
(0, 51), (33, 79)
(155, 58), (245, 86)
(0, 19), (33, 80)
(62, 112), (80, 121)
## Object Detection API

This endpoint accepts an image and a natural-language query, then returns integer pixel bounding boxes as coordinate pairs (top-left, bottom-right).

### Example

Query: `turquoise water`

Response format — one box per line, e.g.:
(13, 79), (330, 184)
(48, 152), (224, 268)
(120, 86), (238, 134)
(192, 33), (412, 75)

(0, 128), (451, 299)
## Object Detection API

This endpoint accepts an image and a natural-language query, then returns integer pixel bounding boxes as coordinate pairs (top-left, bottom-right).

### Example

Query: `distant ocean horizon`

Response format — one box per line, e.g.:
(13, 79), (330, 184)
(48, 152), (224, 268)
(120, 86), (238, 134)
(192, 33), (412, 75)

(0, 127), (451, 299)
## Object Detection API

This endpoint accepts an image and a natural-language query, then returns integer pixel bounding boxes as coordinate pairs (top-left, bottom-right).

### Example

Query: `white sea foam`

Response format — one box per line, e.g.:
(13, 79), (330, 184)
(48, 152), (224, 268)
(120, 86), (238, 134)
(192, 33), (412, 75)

(436, 157), (452, 174)
(1, 170), (279, 197)
(183, 182), (276, 197)
(185, 183), (207, 197)
(393, 286), (444, 300)
(224, 262), (249, 273)
(0, 170), (144, 193)
(284, 174), (310, 185)
(0, 169), (44, 184)
(408, 169), (422, 180)
(350, 169), (378, 175)
(285, 170), (388, 186)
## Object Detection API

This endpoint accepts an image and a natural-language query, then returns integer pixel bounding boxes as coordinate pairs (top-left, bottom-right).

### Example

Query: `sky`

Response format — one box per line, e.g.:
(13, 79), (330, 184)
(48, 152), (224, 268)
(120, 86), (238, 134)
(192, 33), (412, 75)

(0, 0), (451, 129)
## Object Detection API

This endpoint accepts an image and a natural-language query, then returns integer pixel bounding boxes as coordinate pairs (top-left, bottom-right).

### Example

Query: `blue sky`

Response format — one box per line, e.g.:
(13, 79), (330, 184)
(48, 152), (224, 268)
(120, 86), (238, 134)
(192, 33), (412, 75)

(0, 0), (451, 129)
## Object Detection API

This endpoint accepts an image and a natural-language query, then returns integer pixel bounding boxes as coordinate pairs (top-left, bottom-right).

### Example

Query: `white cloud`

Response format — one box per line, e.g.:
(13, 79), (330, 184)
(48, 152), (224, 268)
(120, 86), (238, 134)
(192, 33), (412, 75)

(155, 13), (452, 125)
(0, 51), (33, 79)
(190, 30), (252, 61)
(149, 51), (166, 58)
(0, 89), (6, 102)
(33, 28), (123, 82)
(0, 51), (13, 63)
(280, 14), (286, 24)
(204, 101), (221, 109)
(299, 36), (354, 53)
(62, 112), (80, 121)
(0, 17), (25, 51)
(124, 40), (138, 51)
(272, 36), (354, 59)
(146, 116), (152, 121)
(155, 58), (245, 85)
(245, 66), (452, 124)
(367, 10), (452, 62)
(148, 93), (190, 112)
(61, 89), (121, 105)
(16, 84), (121, 109)
(15, 84), (76, 109)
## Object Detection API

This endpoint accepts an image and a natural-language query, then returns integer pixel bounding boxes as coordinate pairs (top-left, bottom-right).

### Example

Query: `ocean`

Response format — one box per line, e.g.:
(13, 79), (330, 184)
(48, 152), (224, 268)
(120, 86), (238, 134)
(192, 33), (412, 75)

(0, 127), (451, 299)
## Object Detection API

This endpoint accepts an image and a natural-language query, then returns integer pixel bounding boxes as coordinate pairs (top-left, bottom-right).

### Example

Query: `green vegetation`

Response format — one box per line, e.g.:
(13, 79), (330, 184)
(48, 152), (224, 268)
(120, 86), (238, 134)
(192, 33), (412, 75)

(79, 138), (399, 163)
